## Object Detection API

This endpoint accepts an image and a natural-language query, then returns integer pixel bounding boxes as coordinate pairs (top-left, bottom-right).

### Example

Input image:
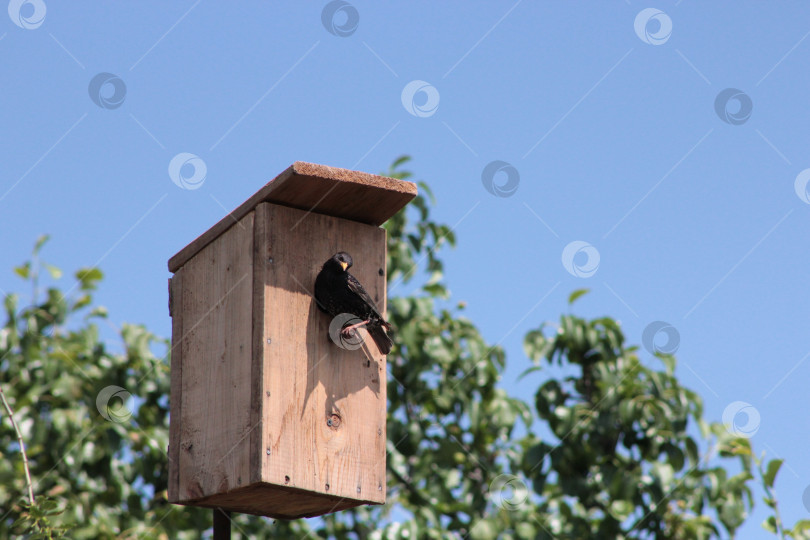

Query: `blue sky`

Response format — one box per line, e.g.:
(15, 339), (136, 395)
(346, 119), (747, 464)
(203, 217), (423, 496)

(2, 1), (809, 535)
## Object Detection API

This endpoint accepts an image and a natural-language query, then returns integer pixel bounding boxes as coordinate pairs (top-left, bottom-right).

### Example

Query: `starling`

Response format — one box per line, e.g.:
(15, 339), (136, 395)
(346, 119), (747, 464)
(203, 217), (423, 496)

(314, 252), (393, 355)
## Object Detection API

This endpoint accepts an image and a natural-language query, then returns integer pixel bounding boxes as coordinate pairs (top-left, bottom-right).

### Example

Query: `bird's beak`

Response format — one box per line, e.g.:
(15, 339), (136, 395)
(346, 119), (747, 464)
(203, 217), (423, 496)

(340, 261), (348, 271)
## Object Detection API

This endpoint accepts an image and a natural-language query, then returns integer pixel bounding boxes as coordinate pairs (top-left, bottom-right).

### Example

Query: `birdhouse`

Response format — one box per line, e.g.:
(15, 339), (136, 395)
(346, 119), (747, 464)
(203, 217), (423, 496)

(166, 162), (416, 519)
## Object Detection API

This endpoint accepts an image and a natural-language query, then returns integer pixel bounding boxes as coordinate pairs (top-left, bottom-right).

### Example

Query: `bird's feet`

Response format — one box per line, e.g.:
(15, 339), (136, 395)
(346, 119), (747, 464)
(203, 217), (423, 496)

(340, 319), (370, 337)
(340, 327), (358, 339)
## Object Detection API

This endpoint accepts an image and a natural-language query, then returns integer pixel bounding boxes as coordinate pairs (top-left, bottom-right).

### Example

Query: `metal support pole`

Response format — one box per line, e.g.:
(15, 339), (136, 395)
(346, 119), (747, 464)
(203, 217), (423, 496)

(213, 508), (231, 540)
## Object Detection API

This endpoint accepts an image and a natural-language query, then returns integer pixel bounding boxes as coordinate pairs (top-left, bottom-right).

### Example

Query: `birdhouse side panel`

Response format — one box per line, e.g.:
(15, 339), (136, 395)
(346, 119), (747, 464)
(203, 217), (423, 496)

(255, 203), (387, 507)
(168, 270), (183, 502)
(175, 211), (257, 502)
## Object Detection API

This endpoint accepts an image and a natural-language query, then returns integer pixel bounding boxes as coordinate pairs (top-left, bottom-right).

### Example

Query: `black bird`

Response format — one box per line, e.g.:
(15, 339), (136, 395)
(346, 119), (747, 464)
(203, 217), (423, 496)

(314, 252), (393, 355)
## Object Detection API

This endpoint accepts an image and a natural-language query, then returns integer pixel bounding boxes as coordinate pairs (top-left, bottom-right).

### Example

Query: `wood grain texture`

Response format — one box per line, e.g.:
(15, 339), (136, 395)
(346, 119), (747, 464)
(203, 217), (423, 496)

(175, 212), (256, 502)
(256, 203), (387, 506)
(168, 161), (415, 272)
(249, 205), (268, 486)
(168, 200), (391, 518)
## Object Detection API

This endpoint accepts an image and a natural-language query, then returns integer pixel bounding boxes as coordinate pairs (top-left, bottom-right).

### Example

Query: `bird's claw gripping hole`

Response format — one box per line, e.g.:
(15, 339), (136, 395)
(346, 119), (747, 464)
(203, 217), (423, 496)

(340, 319), (370, 338)
(340, 327), (357, 339)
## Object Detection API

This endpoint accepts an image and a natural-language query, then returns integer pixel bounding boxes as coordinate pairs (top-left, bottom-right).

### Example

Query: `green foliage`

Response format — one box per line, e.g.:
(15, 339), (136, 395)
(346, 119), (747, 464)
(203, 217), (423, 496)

(0, 157), (798, 538)
(0, 238), (211, 539)
(381, 157), (455, 298)
(520, 307), (757, 538)
(13, 497), (69, 539)
(752, 449), (810, 540)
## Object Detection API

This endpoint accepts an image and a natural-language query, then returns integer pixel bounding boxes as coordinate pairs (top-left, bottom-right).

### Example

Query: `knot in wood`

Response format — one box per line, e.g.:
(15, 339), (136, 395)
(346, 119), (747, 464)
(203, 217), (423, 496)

(327, 413), (342, 429)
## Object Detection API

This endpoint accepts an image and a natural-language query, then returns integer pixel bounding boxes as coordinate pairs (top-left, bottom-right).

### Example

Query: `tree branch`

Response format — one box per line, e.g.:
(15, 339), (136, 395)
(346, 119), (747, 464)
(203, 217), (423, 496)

(0, 384), (34, 505)
(389, 463), (431, 507)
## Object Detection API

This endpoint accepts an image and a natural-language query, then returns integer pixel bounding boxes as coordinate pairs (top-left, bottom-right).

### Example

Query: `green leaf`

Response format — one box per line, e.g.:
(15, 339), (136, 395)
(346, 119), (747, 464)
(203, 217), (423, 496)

(763, 515), (778, 533)
(659, 353), (676, 374)
(45, 263), (63, 280)
(517, 365), (543, 381)
(89, 305), (108, 318)
(34, 233), (50, 253)
(392, 155), (411, 169)
(469, 519), (498, 540)
(608, 499), (634, 521)
(13, 263), (30, 279)
(38, 497), (60, 512)
(567, 288), (590, 305)
(763, 458), (783, 489)
(73, 294), (92, 310)
(76, 267), (103, 291)
(788, 519), (810, 539)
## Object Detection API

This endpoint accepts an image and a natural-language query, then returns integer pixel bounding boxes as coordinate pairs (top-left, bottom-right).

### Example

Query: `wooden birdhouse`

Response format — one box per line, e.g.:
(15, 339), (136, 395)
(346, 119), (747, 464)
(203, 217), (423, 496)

(166, 162), (416, 519)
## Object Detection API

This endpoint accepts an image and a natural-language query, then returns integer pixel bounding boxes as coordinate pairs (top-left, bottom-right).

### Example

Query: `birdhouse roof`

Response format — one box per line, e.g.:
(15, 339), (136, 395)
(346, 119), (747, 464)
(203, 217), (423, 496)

(168, 162), (417, 272)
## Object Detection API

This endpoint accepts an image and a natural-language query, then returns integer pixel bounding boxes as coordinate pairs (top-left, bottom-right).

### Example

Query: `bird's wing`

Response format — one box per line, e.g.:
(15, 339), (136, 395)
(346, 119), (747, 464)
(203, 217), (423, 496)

(346, 273), (383, 317)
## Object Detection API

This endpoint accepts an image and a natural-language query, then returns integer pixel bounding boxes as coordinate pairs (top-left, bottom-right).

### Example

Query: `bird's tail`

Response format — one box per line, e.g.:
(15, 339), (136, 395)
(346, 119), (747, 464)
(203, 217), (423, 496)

(368, 324), (393, 355)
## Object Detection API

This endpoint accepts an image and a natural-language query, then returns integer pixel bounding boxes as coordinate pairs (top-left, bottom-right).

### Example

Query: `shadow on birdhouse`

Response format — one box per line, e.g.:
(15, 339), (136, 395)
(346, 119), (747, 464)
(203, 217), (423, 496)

(166, 162), (416, 519)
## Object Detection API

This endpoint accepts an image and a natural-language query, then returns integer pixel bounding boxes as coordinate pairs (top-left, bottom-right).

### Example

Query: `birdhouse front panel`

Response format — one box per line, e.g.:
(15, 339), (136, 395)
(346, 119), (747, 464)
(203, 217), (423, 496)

(254, 202), (387, 508)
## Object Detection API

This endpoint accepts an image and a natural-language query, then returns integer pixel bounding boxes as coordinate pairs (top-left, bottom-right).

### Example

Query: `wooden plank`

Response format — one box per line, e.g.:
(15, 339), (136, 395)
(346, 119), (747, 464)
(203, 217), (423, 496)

(248, 204), (268, 484)
(177, 211), (256, 501)
(257, 203), (387, 508)
(168, 161), (416, 272)
(167, 272), (183, 502)
(177, 482), (366, 519)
